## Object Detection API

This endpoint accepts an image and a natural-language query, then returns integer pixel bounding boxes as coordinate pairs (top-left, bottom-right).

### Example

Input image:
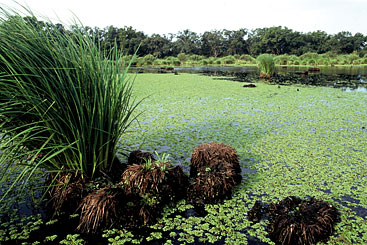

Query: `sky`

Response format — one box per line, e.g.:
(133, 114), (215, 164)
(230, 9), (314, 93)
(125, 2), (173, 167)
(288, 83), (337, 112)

(1, 0), (367, 36)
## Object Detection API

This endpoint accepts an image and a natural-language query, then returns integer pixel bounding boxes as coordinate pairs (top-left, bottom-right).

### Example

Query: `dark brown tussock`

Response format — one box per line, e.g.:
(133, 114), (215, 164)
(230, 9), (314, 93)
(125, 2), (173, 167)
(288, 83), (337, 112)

(243, 84), (256, 88)
(46, 172), (88, 215)
(163, 165), (189, 200)
(248, 201), (264, 222)
(248, 196), (340, 245)
(186, 171), (235, 205)
(259, 73), (271, 79)
(128, 150), (155, 165)
(190, 142), (241, 184)
(121, 161), (189, 225)
(77, 187), (124, 233)
(100, 157), (127, 183)
(122, 161), (168, 196)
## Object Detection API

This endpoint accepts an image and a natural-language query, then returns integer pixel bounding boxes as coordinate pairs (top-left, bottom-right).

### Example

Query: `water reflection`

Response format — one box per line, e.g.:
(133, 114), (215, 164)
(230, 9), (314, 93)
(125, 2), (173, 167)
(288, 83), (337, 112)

(131, 66), (367, 90)
(341, 87), (367, 93)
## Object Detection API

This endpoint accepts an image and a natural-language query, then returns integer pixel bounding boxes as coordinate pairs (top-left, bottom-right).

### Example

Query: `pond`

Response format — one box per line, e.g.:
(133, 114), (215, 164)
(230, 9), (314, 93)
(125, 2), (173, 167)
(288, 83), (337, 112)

(131, 65), (367, 90)
(1, 72), (367, 244)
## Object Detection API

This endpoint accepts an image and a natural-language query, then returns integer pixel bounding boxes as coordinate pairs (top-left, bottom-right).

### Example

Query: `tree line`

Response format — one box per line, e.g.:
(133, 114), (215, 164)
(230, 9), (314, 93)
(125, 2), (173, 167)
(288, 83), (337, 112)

(21, 16), (367, 58)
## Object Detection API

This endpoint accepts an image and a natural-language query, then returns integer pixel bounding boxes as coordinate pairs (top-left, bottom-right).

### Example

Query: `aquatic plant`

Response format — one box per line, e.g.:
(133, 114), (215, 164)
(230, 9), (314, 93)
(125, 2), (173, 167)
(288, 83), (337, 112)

(248, 196), (340, 245)
(187, 170), (235, 205)
(256, 54), (275, 78)
(190, 142), (241, 184)
(127, 150), (155, 165)
(121, 155), (188, 225)
(46, 172), (88, 215)
(187, 142), (241, 205)
(0, 7), (139, 208)
(268, 197), (340, 245)
(77, 187), (124, 233)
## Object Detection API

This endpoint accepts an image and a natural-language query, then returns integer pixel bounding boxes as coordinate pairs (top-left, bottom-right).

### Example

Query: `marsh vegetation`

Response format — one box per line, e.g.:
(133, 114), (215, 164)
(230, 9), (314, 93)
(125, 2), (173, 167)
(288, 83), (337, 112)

(1, 6), (367, 245)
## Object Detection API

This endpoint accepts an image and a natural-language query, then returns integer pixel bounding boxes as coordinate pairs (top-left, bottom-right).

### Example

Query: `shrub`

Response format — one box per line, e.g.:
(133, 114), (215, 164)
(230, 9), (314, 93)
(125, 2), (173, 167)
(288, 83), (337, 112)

(300, 52), (319, 60)
(171, 57), (181, 66)
(308, 59), (316, 65)
(201, 59), (209, 65)
(153, 59), (164, 66)
(248, 197), (340, 245)
(190, 54), (205, 61)
(177, 53), (188, 62)
(135, 57), (145, 67)
(207, 57), (215, 64)
(274, 55), (289, 65)
(240, 54), (256, 63)
(143, 54), (156, 65)
(223, 55), (236, 64)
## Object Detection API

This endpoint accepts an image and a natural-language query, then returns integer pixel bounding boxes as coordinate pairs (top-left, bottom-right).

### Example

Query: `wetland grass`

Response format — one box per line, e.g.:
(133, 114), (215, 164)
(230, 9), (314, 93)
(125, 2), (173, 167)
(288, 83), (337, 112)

(0, 5), (139, 237)
(1, 72), (367, 242)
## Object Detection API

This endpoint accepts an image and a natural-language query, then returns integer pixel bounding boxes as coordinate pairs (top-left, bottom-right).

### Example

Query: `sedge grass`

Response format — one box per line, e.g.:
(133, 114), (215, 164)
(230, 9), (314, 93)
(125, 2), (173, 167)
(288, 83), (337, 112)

(256, 54), (275, 77)
(0, 7), (139, 200)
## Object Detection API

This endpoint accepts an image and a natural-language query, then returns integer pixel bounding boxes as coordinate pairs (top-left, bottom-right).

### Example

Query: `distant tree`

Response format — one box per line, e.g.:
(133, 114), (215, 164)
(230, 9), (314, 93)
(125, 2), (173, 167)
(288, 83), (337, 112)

(174, 29), (200, 54)
(200, 30), (226, 57)
(329, 31), (367, 54)
(247, 26), (299, 55)
(117, 26), (146, 55)
(14, 16), (367, 58)
(140, 34), (174, 58)
(223, 29), (249, 55)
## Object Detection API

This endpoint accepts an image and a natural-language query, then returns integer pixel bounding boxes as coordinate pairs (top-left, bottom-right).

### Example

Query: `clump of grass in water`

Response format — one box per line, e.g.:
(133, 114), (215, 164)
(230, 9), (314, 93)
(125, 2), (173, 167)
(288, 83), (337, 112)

(0, 5), (139, 214)
(257, 54), (275, 79)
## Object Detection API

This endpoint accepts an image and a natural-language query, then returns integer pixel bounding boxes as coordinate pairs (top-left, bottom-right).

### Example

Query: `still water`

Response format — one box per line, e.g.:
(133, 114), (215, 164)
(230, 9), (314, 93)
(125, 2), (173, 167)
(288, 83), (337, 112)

(132, 65), (367, 89)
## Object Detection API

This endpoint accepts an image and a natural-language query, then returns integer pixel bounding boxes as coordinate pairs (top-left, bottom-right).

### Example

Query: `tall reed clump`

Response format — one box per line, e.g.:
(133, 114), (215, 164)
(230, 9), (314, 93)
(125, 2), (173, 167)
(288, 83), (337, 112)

(256, 54), (275, 79)
(0, 7), (139, 207)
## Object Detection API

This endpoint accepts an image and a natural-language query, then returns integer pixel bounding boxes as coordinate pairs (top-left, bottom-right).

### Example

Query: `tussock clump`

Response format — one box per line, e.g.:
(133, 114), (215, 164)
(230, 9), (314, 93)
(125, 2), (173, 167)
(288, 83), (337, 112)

(190, 142), (241, 184)
(188, 142), (241, 205)
(121, 161), (188, 225)
(122, 161), (168, 196)
(248, 201), (264, 222)
(128, 150), (155, 165)
(47, 172), (88, 215)
(187, 171), (235, 205)
(77, 187), (124, 233)
(248, 196), (340, 245)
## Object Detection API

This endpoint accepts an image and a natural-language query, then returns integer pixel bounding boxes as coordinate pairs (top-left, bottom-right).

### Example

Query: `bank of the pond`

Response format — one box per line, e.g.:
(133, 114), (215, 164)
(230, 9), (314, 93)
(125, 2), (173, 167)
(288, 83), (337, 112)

(1, 73), (367, 244)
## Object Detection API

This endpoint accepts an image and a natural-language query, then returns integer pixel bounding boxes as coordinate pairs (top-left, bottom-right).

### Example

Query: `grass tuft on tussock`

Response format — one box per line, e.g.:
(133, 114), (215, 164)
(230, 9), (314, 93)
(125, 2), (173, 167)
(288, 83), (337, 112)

(0, 5), (140, 208)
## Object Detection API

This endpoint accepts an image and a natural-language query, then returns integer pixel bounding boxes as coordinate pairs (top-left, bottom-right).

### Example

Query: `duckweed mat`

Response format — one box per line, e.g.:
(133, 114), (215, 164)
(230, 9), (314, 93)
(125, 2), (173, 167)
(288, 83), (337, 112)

(1, 73), (367, 244)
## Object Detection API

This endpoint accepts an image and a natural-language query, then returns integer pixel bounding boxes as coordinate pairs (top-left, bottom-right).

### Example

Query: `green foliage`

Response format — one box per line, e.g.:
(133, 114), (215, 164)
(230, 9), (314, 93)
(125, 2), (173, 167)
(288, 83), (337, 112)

(143, 54), (156, 65)
(256, 54), (275, 75)
(189, 54), (205, 61)
(300, 52), (319, 60)
(201, 59), (209, 65)
(59, 234), (84, 244)
(274, 54), (289, 65)
(170, 57), (181, 66)
(0, 7), (140, 199)
(177, 53), (188, 62)
(222, 55), (236, 64)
